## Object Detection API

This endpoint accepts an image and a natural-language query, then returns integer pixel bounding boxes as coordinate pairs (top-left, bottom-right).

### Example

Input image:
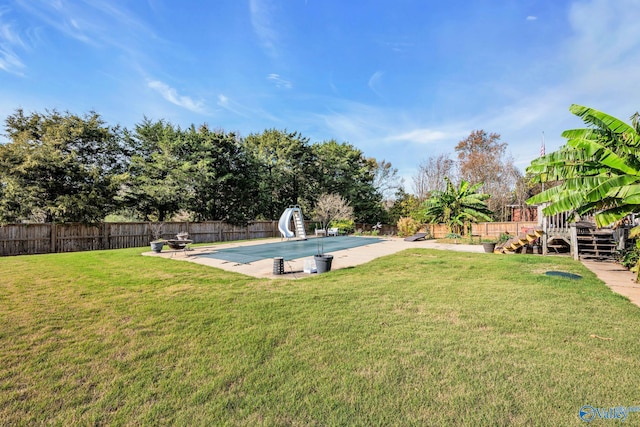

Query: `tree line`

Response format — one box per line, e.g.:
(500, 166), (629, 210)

(389, 129), (533, 227)
(0, 109), (396, 225)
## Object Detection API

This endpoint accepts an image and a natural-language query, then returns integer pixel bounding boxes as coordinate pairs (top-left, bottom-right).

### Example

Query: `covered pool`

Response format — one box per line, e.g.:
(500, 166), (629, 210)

(199, 236), (384, 264)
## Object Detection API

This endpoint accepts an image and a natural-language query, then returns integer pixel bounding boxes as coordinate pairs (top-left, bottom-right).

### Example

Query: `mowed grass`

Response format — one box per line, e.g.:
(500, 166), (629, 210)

(1, 247), (640, 426)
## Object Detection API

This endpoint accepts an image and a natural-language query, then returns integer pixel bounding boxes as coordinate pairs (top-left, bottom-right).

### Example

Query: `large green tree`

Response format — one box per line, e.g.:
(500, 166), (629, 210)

(0, 109), (125, 223)
(310, 140), (384, 223)
(180, 125), (257, 224)
(526, 104), (640, 227)
(387, 188), (421, 224)
(242, 132), (386, 223)
(243, 129), (313, 219)
(119, 118), (187, 222)
(420, 177), (493, 235)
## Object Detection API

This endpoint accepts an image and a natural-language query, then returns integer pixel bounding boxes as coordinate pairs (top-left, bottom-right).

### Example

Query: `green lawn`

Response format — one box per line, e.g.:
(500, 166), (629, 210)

(1, 247), (639, 425)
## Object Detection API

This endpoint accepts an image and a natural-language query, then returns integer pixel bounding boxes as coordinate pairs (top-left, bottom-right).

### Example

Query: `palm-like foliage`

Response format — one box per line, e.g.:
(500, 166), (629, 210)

(527, 104), (640, 227)
(421, 177), (493, 234)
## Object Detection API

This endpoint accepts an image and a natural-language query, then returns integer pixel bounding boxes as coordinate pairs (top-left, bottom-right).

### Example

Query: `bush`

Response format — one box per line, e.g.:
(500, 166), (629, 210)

(330, 219), (355, 234)
(620, 245), (640, 270)
(397, 217), (420, 237)
(497, 232), (511, 244)
(444, 232), (462, 239)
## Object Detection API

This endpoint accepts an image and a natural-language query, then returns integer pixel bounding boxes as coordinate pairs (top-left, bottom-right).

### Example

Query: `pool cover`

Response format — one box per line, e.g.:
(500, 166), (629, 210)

(199, 236), (384, 264)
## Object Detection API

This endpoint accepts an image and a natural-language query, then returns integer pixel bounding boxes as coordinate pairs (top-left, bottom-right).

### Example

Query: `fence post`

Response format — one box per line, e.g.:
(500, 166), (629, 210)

(50, 223), (57, 253)
(102, 222), (109, 250)
(570, 223), (579, 260)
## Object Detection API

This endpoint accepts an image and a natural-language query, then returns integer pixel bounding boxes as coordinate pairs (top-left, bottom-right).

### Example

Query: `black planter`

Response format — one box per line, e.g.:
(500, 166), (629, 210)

(314, 254), (334, 274)
(482, 242), (496, 253)
(150, 241), (164, 253)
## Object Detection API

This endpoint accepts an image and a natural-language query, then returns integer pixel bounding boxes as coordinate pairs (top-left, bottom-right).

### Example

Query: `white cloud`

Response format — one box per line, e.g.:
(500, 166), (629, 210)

(267, 73), (292, 89)
(315, 101), (391, 145)
(381, 40), (415, 54)
(0, 8), (26, 76)
(566, 0), (640, 72)
(0, 47), (24, 75)
(558, 0), (640, 119)
(386, 129), (451, 144)
(0, 26), (25, 75)
(217, 94), (229, 107)
(15, 0), (161, 55)
(148, 80), (206, 113)
(217, 93), (252, 118)
(526, 16), (537, 21)
(249, 0), (279, 57)
(368, 71), (384, 97)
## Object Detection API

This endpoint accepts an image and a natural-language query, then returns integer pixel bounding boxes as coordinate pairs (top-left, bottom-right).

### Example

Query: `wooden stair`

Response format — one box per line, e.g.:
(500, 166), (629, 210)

(495, 229), (544, 254)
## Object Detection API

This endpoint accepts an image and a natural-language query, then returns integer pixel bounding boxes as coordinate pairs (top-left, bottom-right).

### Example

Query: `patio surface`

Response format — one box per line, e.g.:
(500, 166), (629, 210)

(145, 236), (483, 280)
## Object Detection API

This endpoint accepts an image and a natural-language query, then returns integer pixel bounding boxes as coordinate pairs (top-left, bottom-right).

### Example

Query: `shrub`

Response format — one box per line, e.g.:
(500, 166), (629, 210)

(620, 245), (640, 270)
(444, 232), (462, 239)
(397, 217), (420, 237)
(497, 232), (511, 244)
(330, 219), (355, 234)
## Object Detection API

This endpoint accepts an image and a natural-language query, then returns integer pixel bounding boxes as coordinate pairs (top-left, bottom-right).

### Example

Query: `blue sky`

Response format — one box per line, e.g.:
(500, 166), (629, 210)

(2, 0), (640, 189)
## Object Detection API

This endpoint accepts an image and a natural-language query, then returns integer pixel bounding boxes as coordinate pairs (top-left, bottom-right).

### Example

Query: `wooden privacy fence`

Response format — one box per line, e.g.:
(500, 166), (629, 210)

(0, 221), (282, 256)
(426, 221), (539, 240)
(0, 220), (537, 257)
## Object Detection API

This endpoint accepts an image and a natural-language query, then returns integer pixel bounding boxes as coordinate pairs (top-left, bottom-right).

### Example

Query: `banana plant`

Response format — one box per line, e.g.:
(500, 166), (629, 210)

(421, 177), (493, 235)
(527, 104), (640, 227)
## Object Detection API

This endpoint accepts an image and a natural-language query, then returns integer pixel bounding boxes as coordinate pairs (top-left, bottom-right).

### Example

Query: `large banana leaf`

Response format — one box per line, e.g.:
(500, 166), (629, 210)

(595, 205), (638, 227)
(560, 128), (602, 141)
(527, 176), (613, 206)
(585, 175), (640, 201)
(540, 191), (587, 216)
(569, 104), (640, 146)
(460, 207), (492, 222)
(526, 184), (568, 204)
(566, 138), (638, 175)
(605, 183), (640, 202)
(564, 176), (616, 192)
(623, 194), (640, 204)
(527, 149), (611, 179)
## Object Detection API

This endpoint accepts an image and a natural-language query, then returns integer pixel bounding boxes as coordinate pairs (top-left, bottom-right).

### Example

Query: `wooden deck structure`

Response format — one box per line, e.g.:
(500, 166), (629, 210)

(537, 205), (628, 260)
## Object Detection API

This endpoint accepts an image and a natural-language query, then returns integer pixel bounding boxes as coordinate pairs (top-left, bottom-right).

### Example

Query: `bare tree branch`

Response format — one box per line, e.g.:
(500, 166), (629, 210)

(312, 193), (354, 229)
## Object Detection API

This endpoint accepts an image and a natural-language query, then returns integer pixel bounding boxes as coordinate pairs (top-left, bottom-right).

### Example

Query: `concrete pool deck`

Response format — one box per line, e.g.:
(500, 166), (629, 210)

(144, 236), (640, 308)
(144, 236), (484, 280)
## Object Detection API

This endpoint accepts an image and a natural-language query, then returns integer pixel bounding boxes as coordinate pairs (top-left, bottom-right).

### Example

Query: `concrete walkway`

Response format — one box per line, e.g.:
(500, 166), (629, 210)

(145, 236), (640, 307)
(581, 260), (640, 307)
